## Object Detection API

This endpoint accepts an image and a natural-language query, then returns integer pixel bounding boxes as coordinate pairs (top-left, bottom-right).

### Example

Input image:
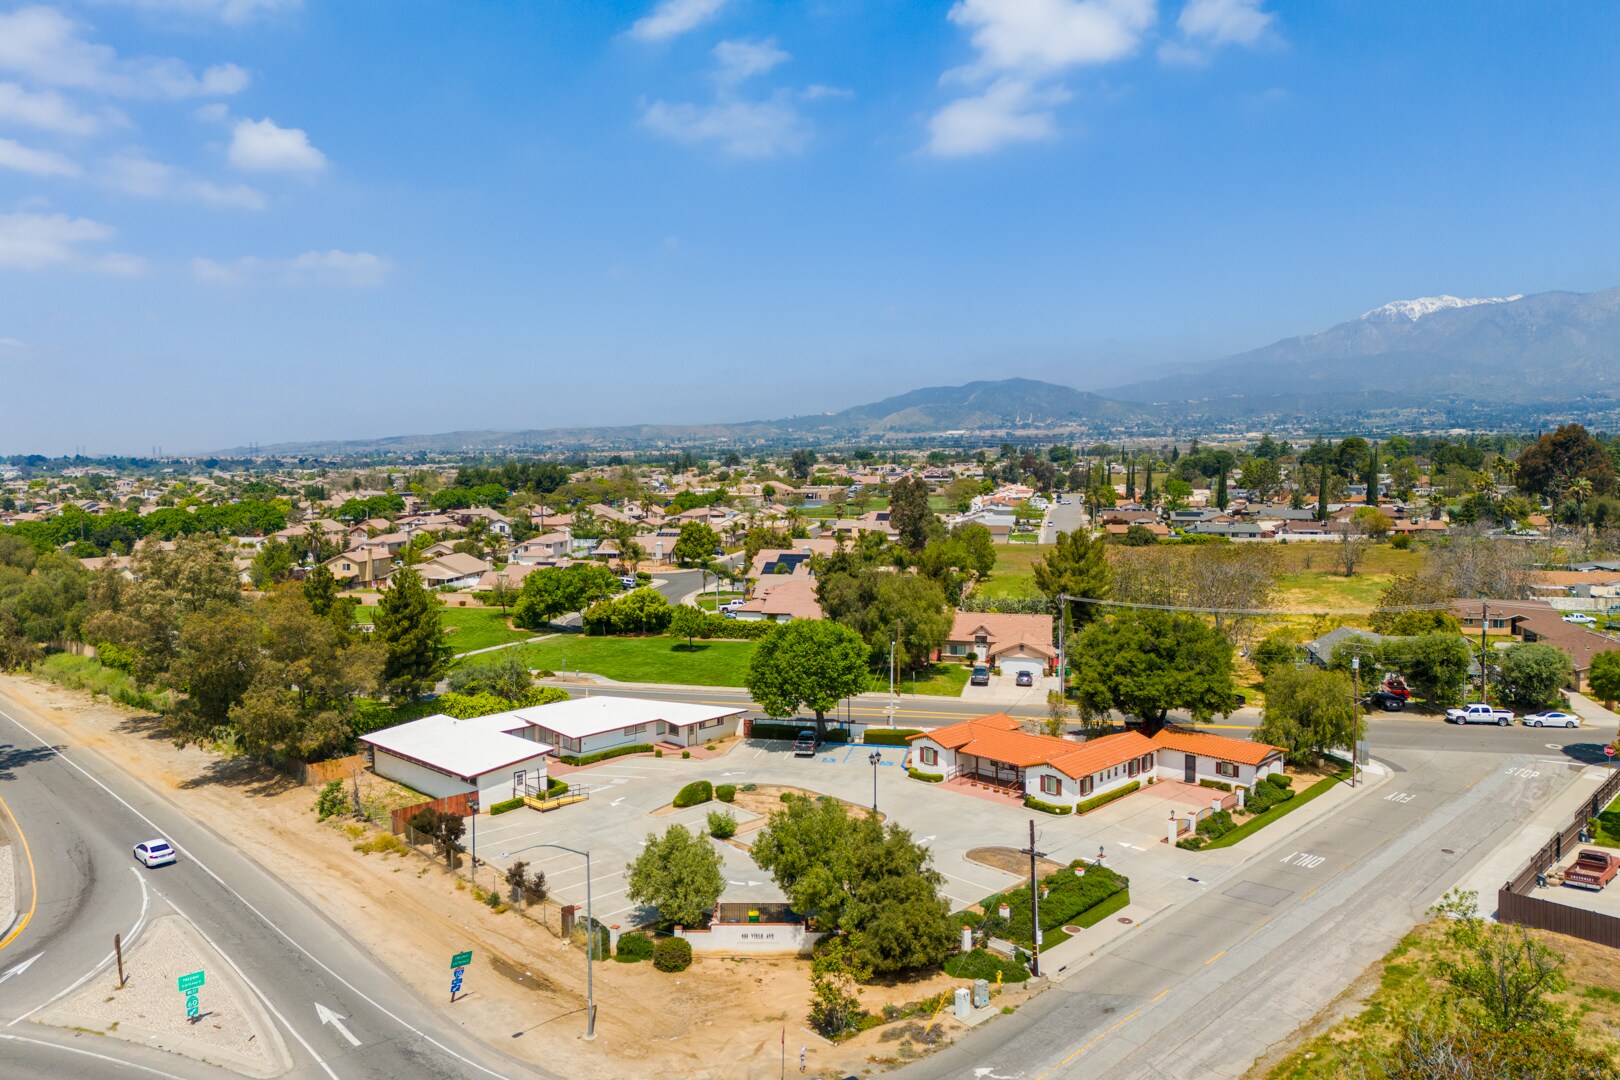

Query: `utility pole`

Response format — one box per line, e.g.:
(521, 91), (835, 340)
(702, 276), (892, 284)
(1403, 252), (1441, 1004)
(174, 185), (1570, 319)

(1019, 820), (1047, 977)
(1479, 597), (1489, 702)
(1349, 655), (1360, 789)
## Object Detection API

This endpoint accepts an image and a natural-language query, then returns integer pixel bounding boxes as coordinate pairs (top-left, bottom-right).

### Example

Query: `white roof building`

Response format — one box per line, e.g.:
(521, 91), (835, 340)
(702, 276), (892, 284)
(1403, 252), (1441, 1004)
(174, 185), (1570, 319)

(361, 712), (553, 805)
(514, 695), (746, 756)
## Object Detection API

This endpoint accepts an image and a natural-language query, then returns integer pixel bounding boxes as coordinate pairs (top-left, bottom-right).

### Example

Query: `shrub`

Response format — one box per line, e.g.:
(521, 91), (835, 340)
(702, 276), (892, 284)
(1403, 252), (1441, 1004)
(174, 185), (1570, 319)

(547, 776), (569, 796)
(861, 728), (922, 746)
(673, 780), (713, 808)
(557, 743), (654, 767)
(1077, 780), (1139, 815)
(1198, 778), (1234, 792)
(1177, 835), (1208, 851)
(1265, 773), (1292, 790)
(653, 937), (693, 972)
(314, 780), (348, 821)
(1022, 796), (1072, 815)
(943, 948), (1030, 983)
(747, 722), (852, 743)
(1196, 810), (1235, 840)
(1244, 783), (1293, 816)
(741, 783), (757, 792)
(716, 784), (736, 803)
(707, 810), (737, 839)
(983, 864), (1129, 948)
(614, 933), (654, 963)
(682, 750), (691, 759)
(908, 768), (944, 783)
(489, 797), (526, 815)
(780, 792), (796, 802)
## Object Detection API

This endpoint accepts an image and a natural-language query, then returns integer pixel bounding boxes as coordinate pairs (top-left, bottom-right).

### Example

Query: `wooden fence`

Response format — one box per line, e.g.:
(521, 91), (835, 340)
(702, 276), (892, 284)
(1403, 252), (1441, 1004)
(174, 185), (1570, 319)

(390, 792), (478, 834)
(1495, 766), (1620, 948)
(295, 753), (367, 787)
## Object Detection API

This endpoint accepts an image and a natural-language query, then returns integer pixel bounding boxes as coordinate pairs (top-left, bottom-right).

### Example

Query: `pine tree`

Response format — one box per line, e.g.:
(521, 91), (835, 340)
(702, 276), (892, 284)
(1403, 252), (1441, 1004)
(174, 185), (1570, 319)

(1365, 443), (1380, 505)
(1125, 458), (1136, 501)
(1216, 468), (1229, 510)
(1317, 465), (1330, 522)
(374, 568), (451, 700)
(1143, 463), (1154, 508)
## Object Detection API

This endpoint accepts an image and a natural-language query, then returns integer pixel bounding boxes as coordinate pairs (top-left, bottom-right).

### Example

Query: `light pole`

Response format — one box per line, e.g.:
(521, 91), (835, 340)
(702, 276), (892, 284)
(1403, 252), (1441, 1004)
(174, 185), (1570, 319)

(467, 796), (480, 886)
(869, 750), (881, 815)
(499, 840), (596, 1040)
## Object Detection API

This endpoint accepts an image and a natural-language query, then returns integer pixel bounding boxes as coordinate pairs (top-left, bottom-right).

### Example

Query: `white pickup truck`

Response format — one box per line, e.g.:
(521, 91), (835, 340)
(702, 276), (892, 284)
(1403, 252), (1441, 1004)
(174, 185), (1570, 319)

(1446, 702), (1515, 726)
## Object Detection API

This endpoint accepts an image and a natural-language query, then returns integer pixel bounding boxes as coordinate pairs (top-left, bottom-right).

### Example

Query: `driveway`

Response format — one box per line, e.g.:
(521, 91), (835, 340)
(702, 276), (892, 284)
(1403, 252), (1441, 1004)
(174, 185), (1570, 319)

(959, 673), (1060, 706)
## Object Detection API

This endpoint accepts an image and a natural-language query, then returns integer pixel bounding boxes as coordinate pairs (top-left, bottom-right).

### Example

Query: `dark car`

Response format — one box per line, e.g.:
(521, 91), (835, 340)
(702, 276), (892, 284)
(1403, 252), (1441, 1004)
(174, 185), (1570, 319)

(970, 665), (991, 686)
(1015, 670), (1034, 687)
(793, 730), (818, 756)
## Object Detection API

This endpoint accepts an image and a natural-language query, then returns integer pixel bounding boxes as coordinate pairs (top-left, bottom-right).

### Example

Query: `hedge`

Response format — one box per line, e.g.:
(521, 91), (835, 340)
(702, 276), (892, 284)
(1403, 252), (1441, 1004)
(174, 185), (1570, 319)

(547, 776), (569, 796)
(558, 743), (654, 767)
(1023, 796), (1072, 815)
(1198, 778), (1233, 792)
(489, 797), (526, 815)
(1203, 767), (1348, 850)
(1196, 809), (1235, 840)
(978, 864), (1130, 950)
(862, 728), (922, 746)
(1265, 773), (1293, 790)
(1072, 886), (1131, 929)
(653, 937), (693, 972)
(614, 933), (654, 963)
(673, 780), (713, 808)
(1243, 781), (1294, 817)
(747, 722), (851, 743)
(943, 948), (1030, 984)
(908, 769), (944, 783)
(1077, 780), (1139, 815)
(716, 784), (736, 803)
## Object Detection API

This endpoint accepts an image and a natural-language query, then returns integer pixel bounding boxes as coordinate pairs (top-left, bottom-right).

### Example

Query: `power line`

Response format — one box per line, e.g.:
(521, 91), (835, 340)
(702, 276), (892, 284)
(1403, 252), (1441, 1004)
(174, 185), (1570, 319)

(1038, 594), (1469, 618)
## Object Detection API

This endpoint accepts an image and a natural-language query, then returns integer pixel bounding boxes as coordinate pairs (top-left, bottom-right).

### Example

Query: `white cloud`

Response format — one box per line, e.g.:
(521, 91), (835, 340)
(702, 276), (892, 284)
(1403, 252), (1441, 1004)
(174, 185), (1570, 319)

(643, 96), (810, 158)
(0, 137), (80, 177)
(103, 151), (266, 209)
(1159, 0), (1274, 63)
(928, 0), (1154, 157)
(0, 6), (248, 99)
(628, 0), (731, 42)
(227, 117), (325, 172)
(926, 78), (1069, 156)
(92, 0), (302, 25)
(0, 81), (103, 134)
(192, 249), (392, 286)
(0, 210), (141, 272)
(712, 39), (789, 86)
(0, 337), (27, 348)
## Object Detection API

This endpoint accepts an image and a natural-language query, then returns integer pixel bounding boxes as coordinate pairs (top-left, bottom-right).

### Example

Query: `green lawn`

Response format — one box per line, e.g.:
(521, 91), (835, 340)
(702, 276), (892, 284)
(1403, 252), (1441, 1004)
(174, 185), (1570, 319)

(866, 663), (971, 697)
(694, 592), (745, 611)
(978, 543), (1053, 600)
(498, 635), (760, 687)
(438, 606), (535, 654)
(1589, 792), (1620, 847)
(1203, 766), (1352, 849)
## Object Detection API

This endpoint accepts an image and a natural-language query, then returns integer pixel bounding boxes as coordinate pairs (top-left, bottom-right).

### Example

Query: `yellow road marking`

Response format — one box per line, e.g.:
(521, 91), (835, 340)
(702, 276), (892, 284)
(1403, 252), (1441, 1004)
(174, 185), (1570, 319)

(1060, 1007), (1141, 1066)
(0, 792), (38, 953)
(1151, 988), (1170, 1002)
(1205, 949), (1226, 965)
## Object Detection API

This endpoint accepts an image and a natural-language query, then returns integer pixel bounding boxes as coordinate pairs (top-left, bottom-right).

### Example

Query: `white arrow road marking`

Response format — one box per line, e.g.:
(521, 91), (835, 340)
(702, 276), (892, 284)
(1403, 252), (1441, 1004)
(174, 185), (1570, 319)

(610, 798), (625, 807)
(0, 954), (42, 984)
(1117, 841), (1143, 850)
(316, 1002), (362, 1047)
(918, 835), (936, 845)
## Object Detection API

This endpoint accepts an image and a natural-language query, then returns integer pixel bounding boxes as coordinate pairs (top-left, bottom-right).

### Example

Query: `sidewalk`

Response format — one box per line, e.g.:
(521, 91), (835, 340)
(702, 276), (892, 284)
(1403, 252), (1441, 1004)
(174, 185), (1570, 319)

(1455, 763), (1611, 916)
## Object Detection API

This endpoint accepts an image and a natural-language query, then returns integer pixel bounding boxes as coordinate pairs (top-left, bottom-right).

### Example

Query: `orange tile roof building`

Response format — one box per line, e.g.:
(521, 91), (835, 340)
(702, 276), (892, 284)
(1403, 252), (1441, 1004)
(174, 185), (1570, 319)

(908, 714), (1284, 811)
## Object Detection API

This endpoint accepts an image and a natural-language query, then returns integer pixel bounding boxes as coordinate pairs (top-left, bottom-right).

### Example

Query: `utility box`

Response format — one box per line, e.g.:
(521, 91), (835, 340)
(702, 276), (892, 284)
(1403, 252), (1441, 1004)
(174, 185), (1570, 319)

(972, 979), (989, 1008)
(961, 925), (973, 952)
(954, 987), (971, 1020)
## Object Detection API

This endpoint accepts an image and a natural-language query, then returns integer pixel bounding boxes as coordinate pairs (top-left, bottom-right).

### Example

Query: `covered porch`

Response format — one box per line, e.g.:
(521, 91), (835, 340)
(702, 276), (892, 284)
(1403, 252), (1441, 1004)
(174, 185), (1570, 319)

(954, 752), (1026, 795)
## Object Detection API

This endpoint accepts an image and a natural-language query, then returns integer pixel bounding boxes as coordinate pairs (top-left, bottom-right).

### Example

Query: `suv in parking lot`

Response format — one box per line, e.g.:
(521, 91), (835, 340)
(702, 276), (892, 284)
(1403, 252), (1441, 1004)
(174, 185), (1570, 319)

(793, 730), (818, 756)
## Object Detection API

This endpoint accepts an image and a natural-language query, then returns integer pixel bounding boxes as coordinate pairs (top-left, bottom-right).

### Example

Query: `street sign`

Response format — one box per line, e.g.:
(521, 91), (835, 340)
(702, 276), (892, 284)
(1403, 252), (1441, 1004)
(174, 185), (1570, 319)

(451, 950), (473, 969)
(177, 971), (205, 992)
(1606, 745), (1615, 758)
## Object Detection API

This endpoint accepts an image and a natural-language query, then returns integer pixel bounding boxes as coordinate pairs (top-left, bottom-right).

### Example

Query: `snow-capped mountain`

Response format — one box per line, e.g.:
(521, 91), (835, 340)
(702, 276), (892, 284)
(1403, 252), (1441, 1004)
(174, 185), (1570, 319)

(1360, 294), (1524, 322)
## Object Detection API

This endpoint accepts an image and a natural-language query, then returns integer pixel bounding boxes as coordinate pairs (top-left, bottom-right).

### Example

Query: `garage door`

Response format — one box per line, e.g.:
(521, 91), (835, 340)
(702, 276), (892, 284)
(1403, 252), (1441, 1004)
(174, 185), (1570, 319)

(1000, 657), (1045, 678)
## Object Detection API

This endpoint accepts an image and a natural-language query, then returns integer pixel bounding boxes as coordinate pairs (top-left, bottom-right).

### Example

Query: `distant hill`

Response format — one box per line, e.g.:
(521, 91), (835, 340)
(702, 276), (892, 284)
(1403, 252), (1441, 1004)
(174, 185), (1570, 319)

(780, 378), (1146, 434)
(1100, 287), (1620, 410)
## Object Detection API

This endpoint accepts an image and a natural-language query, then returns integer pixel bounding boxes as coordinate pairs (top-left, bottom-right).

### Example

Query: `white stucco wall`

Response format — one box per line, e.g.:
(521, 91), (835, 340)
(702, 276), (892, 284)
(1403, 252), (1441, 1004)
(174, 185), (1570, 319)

(675, 923), (825, 956)
(1153, 751), (1282, 788)
(372, 748), (548, 806)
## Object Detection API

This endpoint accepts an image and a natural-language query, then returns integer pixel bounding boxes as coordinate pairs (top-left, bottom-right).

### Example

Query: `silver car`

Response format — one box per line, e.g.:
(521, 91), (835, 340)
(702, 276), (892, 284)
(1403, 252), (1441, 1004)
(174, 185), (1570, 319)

(134, 839), (177, 868)
(1523, 710), (1581, 729)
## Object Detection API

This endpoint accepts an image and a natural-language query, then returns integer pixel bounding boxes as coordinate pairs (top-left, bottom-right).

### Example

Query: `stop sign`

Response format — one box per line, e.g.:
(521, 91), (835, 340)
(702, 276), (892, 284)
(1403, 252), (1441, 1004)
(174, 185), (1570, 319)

(1606, 745), (1615, 758)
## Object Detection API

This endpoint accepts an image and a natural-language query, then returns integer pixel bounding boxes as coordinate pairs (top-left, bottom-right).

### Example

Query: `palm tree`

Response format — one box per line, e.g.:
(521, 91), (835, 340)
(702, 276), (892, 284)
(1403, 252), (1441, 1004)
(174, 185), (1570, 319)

(1426, 492), (1447, 522)
(1570, 477), (1594, 528)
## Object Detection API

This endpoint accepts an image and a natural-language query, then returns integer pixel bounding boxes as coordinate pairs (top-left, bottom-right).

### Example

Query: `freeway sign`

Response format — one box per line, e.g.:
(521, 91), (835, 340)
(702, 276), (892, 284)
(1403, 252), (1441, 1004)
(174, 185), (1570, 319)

(177, 971), (205, 993)
(451, 950), (473, 969)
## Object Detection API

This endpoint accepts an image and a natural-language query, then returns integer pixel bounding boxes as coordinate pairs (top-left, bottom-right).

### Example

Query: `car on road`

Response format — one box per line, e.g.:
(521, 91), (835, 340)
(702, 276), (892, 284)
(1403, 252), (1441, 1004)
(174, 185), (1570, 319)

(1445, 702), (1516, 726)
(793, 730), (818, 757)
(1563, 613), (1598, 625)
(1015, 670), (1034, 687)
(134, 839), (177, 868)
(1364, 690), (1406, 712)
(970, 665), (991, 686)
(1523, 710), (1582, 728)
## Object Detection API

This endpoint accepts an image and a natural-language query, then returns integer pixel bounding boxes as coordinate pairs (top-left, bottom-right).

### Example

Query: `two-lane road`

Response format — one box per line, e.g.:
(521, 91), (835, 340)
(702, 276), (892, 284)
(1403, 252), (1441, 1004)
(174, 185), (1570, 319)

(0, 696), (551, 1080)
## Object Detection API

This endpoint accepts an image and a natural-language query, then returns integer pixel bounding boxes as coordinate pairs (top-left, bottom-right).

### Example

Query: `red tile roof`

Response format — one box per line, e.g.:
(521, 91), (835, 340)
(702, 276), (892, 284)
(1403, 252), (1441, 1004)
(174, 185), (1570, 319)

(1150, 726), (1282, 766)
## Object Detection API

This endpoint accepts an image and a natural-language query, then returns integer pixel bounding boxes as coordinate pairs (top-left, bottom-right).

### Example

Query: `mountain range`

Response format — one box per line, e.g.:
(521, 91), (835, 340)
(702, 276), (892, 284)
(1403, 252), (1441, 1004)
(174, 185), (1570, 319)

(230, 287), (1620, 456)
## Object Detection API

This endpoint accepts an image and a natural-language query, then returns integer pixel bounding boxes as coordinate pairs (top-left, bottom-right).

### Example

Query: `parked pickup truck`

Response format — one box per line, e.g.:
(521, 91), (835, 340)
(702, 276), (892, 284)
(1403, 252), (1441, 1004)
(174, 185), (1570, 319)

(1565, 849), (1620, 890)
(1445, 703), (1515, 726)
(793, 730), (818, 757)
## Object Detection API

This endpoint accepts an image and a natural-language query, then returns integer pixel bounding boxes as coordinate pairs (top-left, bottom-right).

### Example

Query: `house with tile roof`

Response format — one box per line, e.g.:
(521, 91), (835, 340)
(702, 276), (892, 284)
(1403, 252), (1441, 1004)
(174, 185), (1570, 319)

(907, 714), (1284, 811)
(939, 612), (1055, 679)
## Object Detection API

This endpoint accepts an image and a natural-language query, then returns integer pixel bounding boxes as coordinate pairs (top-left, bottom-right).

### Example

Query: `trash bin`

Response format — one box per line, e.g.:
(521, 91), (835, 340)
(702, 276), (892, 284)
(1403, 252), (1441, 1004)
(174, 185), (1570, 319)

(748, 910), (760, 924)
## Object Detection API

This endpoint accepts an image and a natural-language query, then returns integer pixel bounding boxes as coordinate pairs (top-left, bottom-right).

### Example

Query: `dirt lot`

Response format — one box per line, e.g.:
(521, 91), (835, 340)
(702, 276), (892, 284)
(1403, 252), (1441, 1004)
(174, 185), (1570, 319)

(0, 675), (983, 1079)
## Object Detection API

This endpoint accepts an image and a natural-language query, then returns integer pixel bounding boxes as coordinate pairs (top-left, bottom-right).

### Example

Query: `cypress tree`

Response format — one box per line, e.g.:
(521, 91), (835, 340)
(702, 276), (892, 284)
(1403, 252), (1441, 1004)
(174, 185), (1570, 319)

(1126, 457), (1136, 501)
(1216, 468), (1229, 511)
(1143, 463), (1155, 508)
(374, 567), (452, 700)
(1365, 443), (1379, 505)
(1317, 465), (1330, 521)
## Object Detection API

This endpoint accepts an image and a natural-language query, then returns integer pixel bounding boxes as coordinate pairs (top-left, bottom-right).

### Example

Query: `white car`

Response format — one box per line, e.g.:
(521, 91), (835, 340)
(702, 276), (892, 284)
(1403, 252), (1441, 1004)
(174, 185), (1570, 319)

(133, 839), (177, 868)
(1562, 613), (1597, 625)
(1523, 710), (1582, 728)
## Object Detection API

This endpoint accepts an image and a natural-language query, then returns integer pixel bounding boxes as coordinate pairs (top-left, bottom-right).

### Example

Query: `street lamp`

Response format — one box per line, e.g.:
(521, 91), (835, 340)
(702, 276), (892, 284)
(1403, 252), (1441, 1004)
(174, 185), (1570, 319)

(499, 841), (596, 1040)
(869, 750), (881, 815)
(466, 796), (479, 888)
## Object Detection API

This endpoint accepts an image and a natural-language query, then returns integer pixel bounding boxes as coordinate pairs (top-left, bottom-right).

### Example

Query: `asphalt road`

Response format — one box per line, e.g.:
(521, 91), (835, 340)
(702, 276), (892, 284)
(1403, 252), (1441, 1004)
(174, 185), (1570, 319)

(0, 694), (552, 1080)
(894, 717), (1611, 1079)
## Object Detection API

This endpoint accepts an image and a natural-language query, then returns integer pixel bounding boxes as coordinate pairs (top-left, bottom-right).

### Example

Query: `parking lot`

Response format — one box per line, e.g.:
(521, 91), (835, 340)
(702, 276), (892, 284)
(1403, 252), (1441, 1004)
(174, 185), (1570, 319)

(473, 736), (1263, 927)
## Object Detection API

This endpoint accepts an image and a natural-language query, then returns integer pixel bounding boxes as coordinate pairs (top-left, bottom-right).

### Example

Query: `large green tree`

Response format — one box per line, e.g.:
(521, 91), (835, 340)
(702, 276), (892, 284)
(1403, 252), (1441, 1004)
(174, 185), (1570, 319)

(672, 521), (721, 567)
(511, 563), (619, 629)
(816, 569), (951, 671)
(1070, 609), (1235, 734)
(745, 620), (869, 738)
(168, 601), (261, 742)
(752, 797), (954, 975)
(1253, 664), (1363, 765)
(1515, 422), (1616, 498)
(372, 568), (451, 700)
(1380, 632), (1473, 708)
(1588, 650), (1620, 706)
(625, 824), (725, 928)
(887, 475), (940, 552)
(1496, 643), (1572, 711)
(1032, 528), (1112, 633)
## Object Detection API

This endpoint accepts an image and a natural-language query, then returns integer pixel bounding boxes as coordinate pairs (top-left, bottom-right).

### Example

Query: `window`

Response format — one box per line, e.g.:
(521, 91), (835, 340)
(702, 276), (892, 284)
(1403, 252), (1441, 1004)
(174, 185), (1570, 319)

(947, 644), (968, 656)
(1040, 774), (1060, 796)
(623, 724), (647, 736)
(1216, 761), (1239, 779)
(920, 746), (938, 766)
(1141, 754), (1154, 771)
(1080, 776), (1093, 796)
(1127, 759), (1138, 778)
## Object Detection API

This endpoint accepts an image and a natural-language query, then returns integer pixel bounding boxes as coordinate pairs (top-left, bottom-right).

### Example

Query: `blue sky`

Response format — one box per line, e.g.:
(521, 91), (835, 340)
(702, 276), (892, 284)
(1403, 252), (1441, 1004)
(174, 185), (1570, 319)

(1, 0), (1618, 454)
